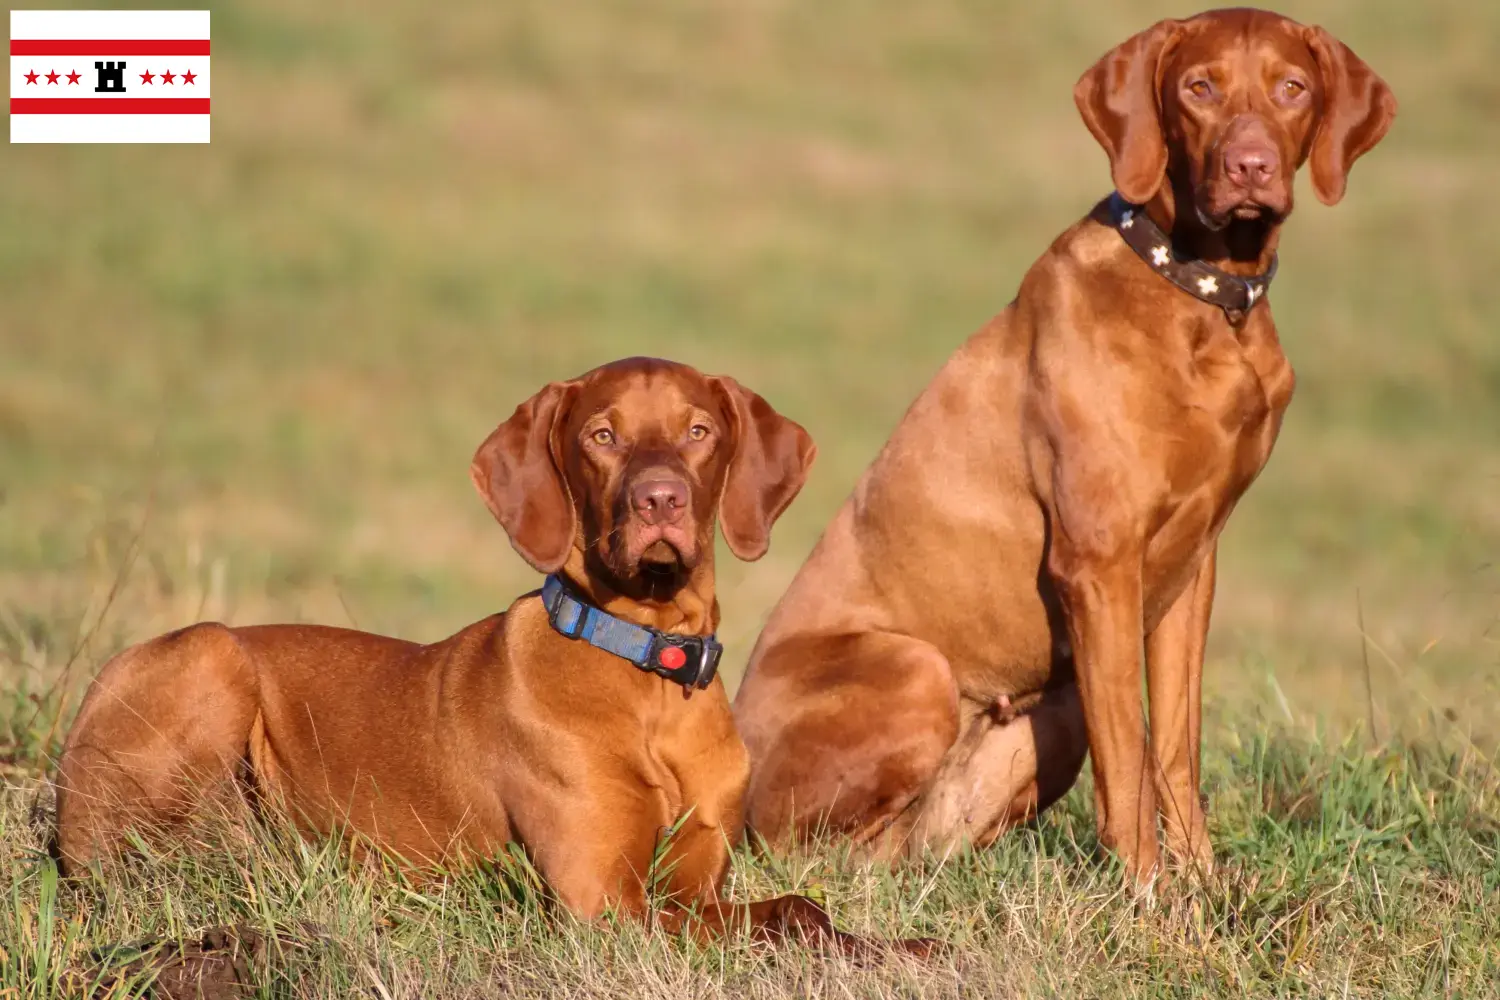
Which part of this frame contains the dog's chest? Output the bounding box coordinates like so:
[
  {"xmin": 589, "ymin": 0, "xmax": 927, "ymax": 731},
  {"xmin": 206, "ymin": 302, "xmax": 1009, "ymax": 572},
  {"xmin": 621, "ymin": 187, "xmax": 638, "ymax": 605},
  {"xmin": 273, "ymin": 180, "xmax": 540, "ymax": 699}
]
[
  {"xmin": 636, "ymin": 683, "xmax": 749, "ymax": 817},
  {"xmin": 1141, "ymin": 312, "xmax": 1292, "ymax": 618}
]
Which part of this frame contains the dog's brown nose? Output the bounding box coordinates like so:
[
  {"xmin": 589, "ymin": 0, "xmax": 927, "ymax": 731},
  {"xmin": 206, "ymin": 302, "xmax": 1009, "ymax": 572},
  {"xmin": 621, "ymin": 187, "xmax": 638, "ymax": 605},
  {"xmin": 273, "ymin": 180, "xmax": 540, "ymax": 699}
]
[
  {"xmin": 631, "ymin": 479, "xmax": 688, "ymax": 525},
  {"xmin": 1224, "ymin": 141, "xmax": 1279, "ymax": 189}
]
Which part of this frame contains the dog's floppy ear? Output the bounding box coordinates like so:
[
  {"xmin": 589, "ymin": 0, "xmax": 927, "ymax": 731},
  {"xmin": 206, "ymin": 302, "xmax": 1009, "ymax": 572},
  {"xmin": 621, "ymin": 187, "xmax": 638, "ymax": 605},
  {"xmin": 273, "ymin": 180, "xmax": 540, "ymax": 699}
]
[
  {"xmin": 1074, "ymin": 18, "xmax": 1184, "ymax": 205},
  {"xmin": 1303, "ymin": 27, "xmax": 1396, "ymax": 207},
  {"xmin": 469, "ymin": 381, "xmax": 579, "ymax": 574},
  {"xmin": 710, "ymin": 376, "xmax": 816, "ymax": 562}
]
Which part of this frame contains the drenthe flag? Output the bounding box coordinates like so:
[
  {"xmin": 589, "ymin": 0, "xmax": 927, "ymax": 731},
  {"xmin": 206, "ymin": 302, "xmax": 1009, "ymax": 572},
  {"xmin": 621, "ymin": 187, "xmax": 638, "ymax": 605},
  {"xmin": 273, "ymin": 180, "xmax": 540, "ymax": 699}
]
[{"xmin": 10, "ymin": 9, "xmax": 210, "ymax": 143}]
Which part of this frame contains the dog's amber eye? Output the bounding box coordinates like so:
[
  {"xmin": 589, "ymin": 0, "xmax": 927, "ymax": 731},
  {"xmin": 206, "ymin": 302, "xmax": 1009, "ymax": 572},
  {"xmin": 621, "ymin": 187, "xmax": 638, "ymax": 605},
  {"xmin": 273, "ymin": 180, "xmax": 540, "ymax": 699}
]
[
  {"xmin": 1281, "ymin": 79, "xmax": 1306, "ymax": 99},
  {"xmin": 1187, "ymin": 79, "xmax": 1213, "ymax": 100},
  {"xmin": 591, "ymin": 428, "xmax": 615, "ymax": 446},
  {"xmin": 688, "ymin": 424, "xmax": 710, "ymax": 442}
]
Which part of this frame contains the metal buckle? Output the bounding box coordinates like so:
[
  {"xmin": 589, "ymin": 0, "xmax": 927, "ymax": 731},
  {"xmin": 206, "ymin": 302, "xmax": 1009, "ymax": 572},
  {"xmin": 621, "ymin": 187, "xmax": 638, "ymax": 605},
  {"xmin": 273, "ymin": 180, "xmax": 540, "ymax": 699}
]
[{"xmin": 695, "ymin": 640, "xmax": 722, "ymax": 689}]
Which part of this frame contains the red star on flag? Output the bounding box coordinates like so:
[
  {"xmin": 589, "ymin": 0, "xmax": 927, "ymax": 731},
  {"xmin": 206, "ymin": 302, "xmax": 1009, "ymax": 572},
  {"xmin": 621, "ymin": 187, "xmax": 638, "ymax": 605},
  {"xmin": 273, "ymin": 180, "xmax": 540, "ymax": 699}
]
[
  {"xmin": 182, "ymin": 69, "xmax": 197, "ymax": 85},
  {"xmin": 45, "ymin": 69, "xmax": 60, "ymax": 84},
  {"xmin": 161, "ymin": 69, "xmax": 176, "ymax": 84},
  {"xmin": 139, "ymin": 69, "xmax": 155, "ymax": 84},
  {"xmin": 24, "ymin": 69, "xmax": 40, "ymax": 84},
  {"xmin": 66, "ymin": 70, "xmax": 81, "ymax": 85}
]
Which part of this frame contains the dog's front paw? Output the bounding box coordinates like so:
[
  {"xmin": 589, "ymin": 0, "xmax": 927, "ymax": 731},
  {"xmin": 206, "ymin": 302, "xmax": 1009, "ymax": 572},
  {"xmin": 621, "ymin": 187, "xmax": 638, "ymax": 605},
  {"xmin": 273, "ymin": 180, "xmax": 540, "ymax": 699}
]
[
  {"xmin": 768, "ymin": 893, "xmax": 837, "ymax": 941},
  {"xmin": 769, "ymin": 895, "xmax": 944, "ymax": 963}
]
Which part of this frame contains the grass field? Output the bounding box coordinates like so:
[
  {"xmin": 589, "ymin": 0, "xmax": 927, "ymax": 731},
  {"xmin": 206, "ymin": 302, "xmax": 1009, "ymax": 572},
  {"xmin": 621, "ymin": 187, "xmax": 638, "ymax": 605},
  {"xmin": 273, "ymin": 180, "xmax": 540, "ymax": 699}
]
[{"xmin": 2, "ymin": 0, "xmax": 1497, "ymax": 995}]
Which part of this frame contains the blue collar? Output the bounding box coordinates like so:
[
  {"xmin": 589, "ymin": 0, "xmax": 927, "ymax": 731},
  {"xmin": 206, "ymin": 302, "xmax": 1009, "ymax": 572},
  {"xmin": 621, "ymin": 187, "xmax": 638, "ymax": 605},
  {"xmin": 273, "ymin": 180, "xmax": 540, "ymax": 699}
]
[{"xmin": 540, "ymin": 574, "xmax": 723, "ymax": 690}]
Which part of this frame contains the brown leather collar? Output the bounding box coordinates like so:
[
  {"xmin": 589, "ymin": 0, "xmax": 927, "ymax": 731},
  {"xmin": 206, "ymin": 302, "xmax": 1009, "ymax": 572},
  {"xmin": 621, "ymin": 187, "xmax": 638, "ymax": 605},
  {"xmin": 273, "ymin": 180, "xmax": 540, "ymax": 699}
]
[{"xmin": 1106, "ymin": 193, "xmax": 1276, "ymax": 325}]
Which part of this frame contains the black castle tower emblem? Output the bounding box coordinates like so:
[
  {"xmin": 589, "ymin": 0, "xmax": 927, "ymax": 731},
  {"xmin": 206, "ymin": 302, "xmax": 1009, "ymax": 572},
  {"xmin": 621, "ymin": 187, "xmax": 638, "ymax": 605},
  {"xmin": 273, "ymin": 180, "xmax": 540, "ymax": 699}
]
[{"xmin": 94, "ymin": 61, "xmax": 127, "ymax": 93}]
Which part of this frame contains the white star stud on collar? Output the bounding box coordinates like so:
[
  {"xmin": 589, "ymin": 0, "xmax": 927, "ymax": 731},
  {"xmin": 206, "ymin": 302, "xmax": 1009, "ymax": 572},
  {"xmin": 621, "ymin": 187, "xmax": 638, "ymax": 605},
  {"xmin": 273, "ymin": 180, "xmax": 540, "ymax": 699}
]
[
  {"xmin": 1120, "ymin": 210, "xmax": 1135, "ymax": 229},
  {"xmin": 1150, "ymin": 245, "xmax": 1170, "ymax": 267},
  {"xmin": 1247, "ymin": 284, "xmax": 1262, "ymax": 302},
  {"xmin": 1196, "ymin": 274, "xmax": 1219, "ymax": 296}
]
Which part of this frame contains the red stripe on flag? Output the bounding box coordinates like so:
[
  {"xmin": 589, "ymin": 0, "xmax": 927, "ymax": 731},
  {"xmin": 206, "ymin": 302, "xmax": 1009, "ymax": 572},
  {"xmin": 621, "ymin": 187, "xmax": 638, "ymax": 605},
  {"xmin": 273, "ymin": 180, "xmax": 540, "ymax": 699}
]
[
  {"xmin": 9, "ymin": 39, "xmax": 210, "ymax": 56},
  {"xmin": 10, "ymin": 98, "xmax": 211, "ymax": 115}
]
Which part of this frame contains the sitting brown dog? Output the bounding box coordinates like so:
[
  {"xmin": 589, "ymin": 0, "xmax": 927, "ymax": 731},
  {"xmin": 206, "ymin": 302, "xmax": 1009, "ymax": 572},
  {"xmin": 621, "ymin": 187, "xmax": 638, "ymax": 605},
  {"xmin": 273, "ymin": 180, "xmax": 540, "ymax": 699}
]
[
  {"xmin": 734, "ymin": 8, "xmax": 1395, "ymax": 882},
  {"xmin": 55, "ymin": 358, "xmax": 919, "ymax": 951}
]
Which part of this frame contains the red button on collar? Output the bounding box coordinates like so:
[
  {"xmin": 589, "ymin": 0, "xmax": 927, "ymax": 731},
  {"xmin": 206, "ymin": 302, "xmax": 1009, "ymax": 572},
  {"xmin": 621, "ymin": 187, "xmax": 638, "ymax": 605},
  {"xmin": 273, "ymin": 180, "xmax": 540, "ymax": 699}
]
[{"xmin": 658, "ymin": 646, "xmax": 687, "ymax": 670}]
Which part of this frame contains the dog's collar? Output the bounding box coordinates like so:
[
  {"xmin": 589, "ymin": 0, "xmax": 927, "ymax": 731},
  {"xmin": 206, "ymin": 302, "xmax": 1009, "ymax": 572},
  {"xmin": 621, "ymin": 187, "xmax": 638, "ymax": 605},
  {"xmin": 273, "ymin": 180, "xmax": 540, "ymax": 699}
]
[
  {"xmin": 1106, "ymin": 192, "xmax": 1276, "ymax": 326},
  {"xmin": 540, "ymin": 574, "xmax": 722, "ymax": 690}
]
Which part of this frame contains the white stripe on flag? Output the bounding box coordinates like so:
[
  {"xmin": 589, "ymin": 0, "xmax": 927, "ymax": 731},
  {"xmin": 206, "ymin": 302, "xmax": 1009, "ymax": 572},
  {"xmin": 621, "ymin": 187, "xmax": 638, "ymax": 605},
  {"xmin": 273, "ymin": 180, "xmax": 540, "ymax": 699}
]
[
  {"xmin": 11, "ymin": 112, "xmax": 208, "ymax": 143},
  {"xmin": 10, "ymin": 10, "xmax": 209, "ymax": 41}
]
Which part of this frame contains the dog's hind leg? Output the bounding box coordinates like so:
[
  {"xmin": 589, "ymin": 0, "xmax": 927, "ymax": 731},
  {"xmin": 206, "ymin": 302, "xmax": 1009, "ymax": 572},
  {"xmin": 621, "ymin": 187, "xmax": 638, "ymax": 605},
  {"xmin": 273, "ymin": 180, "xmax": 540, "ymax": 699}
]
[
  {"xmin": 738, "ymin": 631, "xmax": 961, "ymax": 856},
  {"xmin": 54, "ymin": 622, "xmax": 260, "ymax": 873},
  {"xmin": 903, "ymin": 683, "xmax": 1087, "ymax": 857}
]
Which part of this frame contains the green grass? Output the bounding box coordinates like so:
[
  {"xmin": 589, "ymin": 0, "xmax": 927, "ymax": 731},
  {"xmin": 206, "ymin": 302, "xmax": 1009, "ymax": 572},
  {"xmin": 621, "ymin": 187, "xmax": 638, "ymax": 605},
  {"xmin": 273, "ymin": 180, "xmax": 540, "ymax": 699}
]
[
  {"xmin": 2, "ymin": 719, "xmax": 1497, "ymax": 997},
  {"xmin": 2, "ymin": 0, "xmax": 1498, "ymax": 995}
]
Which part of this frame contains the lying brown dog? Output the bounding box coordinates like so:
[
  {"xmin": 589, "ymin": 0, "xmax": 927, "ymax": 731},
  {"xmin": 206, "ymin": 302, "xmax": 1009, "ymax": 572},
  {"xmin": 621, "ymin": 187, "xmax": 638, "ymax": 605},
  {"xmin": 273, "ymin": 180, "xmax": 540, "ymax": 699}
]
[
  {"xmin": 55, "ymin": 358, "xmax": 921, "ymax": 951},
  {"xmin": 734, "ymin": 8, "xmax": 1395, "ymax": 882}
]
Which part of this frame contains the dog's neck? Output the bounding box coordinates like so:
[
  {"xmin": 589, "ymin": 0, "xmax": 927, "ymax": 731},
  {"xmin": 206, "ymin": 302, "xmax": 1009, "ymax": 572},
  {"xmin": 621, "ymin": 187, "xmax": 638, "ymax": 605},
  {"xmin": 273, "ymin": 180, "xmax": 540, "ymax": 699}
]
[
  {"xmin": 1144, "ymin": 180, "xmax": 1283, "ymax": 279},
  {"xmin": 558, "ymin": 548, "xmax": 720, "ymax": 637}
]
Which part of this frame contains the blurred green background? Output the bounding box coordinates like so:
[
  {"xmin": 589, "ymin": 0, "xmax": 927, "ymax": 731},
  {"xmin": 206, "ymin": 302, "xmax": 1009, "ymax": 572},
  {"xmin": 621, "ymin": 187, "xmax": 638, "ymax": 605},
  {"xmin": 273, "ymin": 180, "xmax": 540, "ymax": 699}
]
[{"xmin": 2, "ymin": 0, "xmax": 1496, "ymax": 743}]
